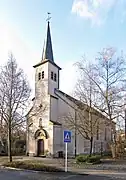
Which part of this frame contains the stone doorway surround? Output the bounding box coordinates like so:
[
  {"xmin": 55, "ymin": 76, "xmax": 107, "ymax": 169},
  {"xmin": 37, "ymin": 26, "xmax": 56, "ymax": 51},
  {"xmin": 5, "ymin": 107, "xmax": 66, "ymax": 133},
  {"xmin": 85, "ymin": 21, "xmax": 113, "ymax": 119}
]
[{"xmin": 34, "ymin": 128, "xmax": 49, "ymax": 156}]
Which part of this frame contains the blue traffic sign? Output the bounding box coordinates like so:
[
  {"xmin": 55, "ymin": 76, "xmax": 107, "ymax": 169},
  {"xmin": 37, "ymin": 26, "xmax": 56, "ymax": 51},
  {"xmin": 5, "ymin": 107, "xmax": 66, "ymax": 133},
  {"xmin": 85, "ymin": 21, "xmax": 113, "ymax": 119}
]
[{"xmin": 64, "ymin": 130, "xmax": 71, "ymax": 143}]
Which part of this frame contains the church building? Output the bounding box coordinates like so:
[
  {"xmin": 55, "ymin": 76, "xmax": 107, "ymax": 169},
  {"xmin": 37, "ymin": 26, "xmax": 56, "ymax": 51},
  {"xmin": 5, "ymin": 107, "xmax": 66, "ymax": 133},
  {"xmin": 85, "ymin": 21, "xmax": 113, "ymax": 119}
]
[{"xmin": 26, "ymin": 20, "xmax": 114, "ymax": 157}]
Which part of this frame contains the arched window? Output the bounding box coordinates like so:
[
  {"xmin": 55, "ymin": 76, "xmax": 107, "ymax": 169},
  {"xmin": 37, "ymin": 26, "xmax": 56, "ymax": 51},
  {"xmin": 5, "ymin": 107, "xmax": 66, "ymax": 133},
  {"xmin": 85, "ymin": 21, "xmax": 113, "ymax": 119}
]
[
  {"xmin": 51, "ymin": 71, "xmax": 53, "ymax": 80},
  {"xmin": 38, "ymin": 72, "xmax": 41, "ymax": 80},
  {"xmin": 39, "ymin": 118, "xmax": 42, "ymax": 127},
  {"xmin": 105, "ymin": 128, "xmax": 107, "ymax": 141},
  {"xmin": 42, "ymin": 71, "xmax": 44, "ymax": 79},
  {"xmin": 96, "ymin": 123, "xmax": 99, "ymax": 140},
  {"xmin": 54, "ymin": 73, "xmax": 57, "ymax": 81}
]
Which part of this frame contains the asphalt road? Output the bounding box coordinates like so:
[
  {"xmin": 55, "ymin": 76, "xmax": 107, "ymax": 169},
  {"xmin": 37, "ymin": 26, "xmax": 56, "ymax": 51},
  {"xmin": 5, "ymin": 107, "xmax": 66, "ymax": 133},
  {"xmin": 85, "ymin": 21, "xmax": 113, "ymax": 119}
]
[{"xmin": 0, "ymin": 168, "xmax": 124, "ymax": 180}]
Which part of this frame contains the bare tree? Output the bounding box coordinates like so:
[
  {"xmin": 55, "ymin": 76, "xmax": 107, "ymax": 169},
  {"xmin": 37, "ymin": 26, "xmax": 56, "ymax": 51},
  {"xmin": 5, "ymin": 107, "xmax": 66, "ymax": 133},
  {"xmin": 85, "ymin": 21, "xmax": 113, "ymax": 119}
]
[
  {"xmin": 0, "ymin": 118, "xmax": 7, "ymax": 151},
  {"xmin": 61, "ymin": 63, "xmax": 105, "ymax": 156},
  {"xmin": 76, "ymin": 62, "xmax": 102, "ymax": 156},
  {"xmin": 76, "ymin": 47, "xmax": 126, "ymax": 145},
  {"xmin": 0, "ymin": 53, "xmax": 31, "ymax": 162},
  {"xmin": 64, "ymin": 106, "xmax": 104, "ymax": 156}
]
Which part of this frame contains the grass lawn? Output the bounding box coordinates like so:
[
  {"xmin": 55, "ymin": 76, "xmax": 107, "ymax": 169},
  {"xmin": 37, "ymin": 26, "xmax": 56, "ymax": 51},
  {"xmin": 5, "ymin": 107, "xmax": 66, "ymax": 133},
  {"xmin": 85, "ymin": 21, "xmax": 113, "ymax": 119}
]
[
  {"xmin": 3, "ymin": 160, "xmax": 64, "ymax": 172},
  {"xmin": 0, "ymin": 156, "xmax": 24, "ymax": 165},
  {"xmin": 0, "ymin": 156, "xmax": 8, "ymax": 165}
]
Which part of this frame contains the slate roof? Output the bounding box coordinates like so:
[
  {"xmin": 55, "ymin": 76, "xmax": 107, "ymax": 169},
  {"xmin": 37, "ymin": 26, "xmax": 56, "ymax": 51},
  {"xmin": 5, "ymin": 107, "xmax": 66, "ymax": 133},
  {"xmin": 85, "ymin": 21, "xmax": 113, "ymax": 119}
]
[
  {"xmin": 55, "ymin": 89, "xmax": 85, "ymax": 108},
  {"xmin": 55, "ymin": 89, "xmax": 113, "ymax": 122},
  {"xmin": 42, "ymin": 21, "xmax": 54, "ymax": 62},
  {"xmin": 33, "ymin": 21, "xmax": 61, "ymax": 70},
  {"xmin": 50, "ymin": 120, "xmax": 62, "ymax": 126}
]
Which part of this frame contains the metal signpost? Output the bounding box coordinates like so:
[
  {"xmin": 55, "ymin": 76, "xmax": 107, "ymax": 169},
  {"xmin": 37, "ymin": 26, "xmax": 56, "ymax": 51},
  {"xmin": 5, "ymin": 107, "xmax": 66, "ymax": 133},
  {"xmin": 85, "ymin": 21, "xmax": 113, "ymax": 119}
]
[{"xmin": 64, "ymin": 130, "xmax": 71, "ymax": 172}]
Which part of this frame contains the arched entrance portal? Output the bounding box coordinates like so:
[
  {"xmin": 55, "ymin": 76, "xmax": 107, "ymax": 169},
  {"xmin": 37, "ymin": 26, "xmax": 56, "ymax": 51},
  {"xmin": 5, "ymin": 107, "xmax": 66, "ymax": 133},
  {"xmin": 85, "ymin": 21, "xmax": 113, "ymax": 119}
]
[
  {"xmin": 37, "ymin": 139, "xmax": 44, "ymax": 156},
  {"xmin": 35, "ymin": 128, "xmax": 49, "ymax": 156}
]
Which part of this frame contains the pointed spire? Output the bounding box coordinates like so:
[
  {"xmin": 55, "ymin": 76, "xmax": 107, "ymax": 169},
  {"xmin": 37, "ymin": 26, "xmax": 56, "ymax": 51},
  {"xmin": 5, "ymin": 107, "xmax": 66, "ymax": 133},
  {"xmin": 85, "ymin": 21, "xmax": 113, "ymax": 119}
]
[{"xmin": 42, "ymin": 20, "xmax": 54, "ymax": 62}]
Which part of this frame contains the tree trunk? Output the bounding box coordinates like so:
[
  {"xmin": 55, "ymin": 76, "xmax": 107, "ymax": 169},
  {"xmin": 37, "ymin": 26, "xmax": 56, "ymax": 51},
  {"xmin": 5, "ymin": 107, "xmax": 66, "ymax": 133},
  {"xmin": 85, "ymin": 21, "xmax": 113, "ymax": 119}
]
[
  {"xmin": 89, "ymin": 137, "xmax": 93, "ymax": 156},
  {"xmin": 114, "ymin": 134, "xmax": 117, "ymax": 159},
  {"xmin": 74, "ymin": 111, "xmax": 77, "ymax": 157},
  {"xmin": 8, "ymin": 118, "xmax": 12, "ymax": 162}
]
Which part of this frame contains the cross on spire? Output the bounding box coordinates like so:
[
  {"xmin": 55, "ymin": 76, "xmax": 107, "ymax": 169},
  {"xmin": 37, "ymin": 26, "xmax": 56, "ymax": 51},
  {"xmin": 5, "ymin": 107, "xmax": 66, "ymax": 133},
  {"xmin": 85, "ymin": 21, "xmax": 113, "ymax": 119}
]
[
  {"xmin": 46, "ymin": 12, "xmax": 51, "ymax": 22},
  {"xmin": 42, "ymin": 12, "xmax": 54, "ymax": 62}
]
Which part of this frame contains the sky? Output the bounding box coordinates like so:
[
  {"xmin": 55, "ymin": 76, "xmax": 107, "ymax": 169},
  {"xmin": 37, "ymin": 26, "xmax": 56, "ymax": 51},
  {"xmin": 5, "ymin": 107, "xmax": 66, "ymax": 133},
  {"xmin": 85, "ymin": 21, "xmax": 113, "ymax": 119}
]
[{"xmin": 0, "ymin": 0, "xmax": 126, "ymax": 98}]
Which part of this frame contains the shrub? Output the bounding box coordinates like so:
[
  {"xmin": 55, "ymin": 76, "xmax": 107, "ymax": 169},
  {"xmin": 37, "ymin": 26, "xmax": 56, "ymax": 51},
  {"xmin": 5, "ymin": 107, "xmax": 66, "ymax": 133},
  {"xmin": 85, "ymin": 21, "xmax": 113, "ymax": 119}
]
[
  {"xmin": 76, "ymin": 155, "xmax": 88, "ymax": 163},
  {"xmin": 14, "ymin": 140, "xmax": 26, "ymax": 149},
  {"xmin": 76, "ymin": 154, "xmax": 101, "ymax": 164},
  {"xmin": 3, "ymin": 161, "xmax": 63, "ymax": 172},
  {"xmin": 103, "ymin": 151, "xmax": 112, "ymax": 157},
  {"xmin": 12, "ymin": 148, "xmax": 25, "ymax": 156},
  {"xmin": 86, "ymin": 155, "xmax": 101, "ymax": 164}
]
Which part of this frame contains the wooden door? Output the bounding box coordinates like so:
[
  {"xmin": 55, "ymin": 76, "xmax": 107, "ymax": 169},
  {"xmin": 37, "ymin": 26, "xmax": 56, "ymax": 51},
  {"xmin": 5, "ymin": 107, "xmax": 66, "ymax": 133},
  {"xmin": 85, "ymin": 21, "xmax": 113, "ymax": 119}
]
[{"xmin": 37, "ymin": 139, "xmax": 44, "ymax": 156}]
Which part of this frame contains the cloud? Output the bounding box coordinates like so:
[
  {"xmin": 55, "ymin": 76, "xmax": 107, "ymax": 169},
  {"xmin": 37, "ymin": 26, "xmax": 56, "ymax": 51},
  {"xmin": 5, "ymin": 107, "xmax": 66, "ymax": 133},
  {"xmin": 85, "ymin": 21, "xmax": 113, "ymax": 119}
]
[
  {"xmin": 60, "ymin": 61, "xmax": 77, "ymax": 94},
  {"xmin": 71, "ymin": 0, "xmax": 126, "ymax": 26}
]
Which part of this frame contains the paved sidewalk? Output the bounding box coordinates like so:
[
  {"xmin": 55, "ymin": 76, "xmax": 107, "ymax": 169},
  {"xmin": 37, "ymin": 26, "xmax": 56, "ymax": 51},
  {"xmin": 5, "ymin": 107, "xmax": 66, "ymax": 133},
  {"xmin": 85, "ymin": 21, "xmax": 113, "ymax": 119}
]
[
  {"xmin": 68, "ymin": 167, "xmax": 126, "ymax": 179},
  {"xmin": 73, "ymin": 162, "xmax": 126, "ymax": 172}
]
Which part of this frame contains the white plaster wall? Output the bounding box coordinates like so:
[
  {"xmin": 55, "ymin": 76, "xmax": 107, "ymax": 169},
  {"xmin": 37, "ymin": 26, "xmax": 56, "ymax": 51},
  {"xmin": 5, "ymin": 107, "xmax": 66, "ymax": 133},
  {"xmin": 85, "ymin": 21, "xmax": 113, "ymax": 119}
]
[
  {"xmin": 53, "ymin": 125, "xmax": 63, "ymax": 154},
  {"xmin": 48, "ymin": 62, "xmax": 59, "ymax": 96},
  {"xmin": 35, "ymin": 62, "xmax": 60, "ymax": 98},
  {"xmin": 27, "ymin": 60, "xmax": 114, "ymax": 156},
  {"xmin": 48, "ymin": 124, "xmax": 54, "ymax": 155},
  {"xmin": 27, "ymin": 62, "xmax": 54, "ymax": 155},
  {"xmin": 35, "ymin": 63, "xmax": 48, "ymax": 101},
  {"xmin": 27, "ymin": 120, "xmax": 54, "ymax": 155},
  {"xmin": 27, "ymin": 98, "xmax": 51, "ymax": 156},
  {"xmin": 57, "ymin": 94, "xmax": 88, "ymax": 155},
  {"xmin": 34, "ymin": 62, "xmax": 51, "ymax": 127},
  {"xmin": 31, "ymin": 96, "xmax": 50, "ymax": 128},
  {"xmin": 56, "ymin": 94, "xmax": 77, "ymax": 155},
  {"xmin": 28, "ymin": 130, "xmax": 36, "ymax": 155},
  {"xmin": 106, "ymin": 126, "xmax": 112, "ymax": 141},
  {"xmin": 76, "ymin": 133, "xmax": 85, "ymax": 154},
  {"xmin": 50, "ymin": 96, "xmax": 58, "ymax": 121},
  {"xmin": 55, "ymin": 90, "xmax": 114, "ymax": 155},
  {"xmin": 57, "ymin": 95, "xmax": 74, "ymax": 122},
  {"xmin": 83, "ymin": 140, "xmax": 90, "ymax": 154},
  {"xmin": 27, "ymin": 119, "xmax": 36, "ymax": 155},
  {"xmin": 26, "ymin": 124, "xmax": 29, "ymax": 154}
]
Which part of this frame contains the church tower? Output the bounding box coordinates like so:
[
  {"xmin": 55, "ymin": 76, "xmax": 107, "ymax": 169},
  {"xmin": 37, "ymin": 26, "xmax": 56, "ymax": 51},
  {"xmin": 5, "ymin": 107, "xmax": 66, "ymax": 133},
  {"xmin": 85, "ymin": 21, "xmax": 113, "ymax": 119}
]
[
  {"xmin": 26, "ymin": 19, "xmax": 62, "ymax": 157},
  {"xmin": 33, "ymin": 20, "xmax": 61, "ymax": 102}
]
